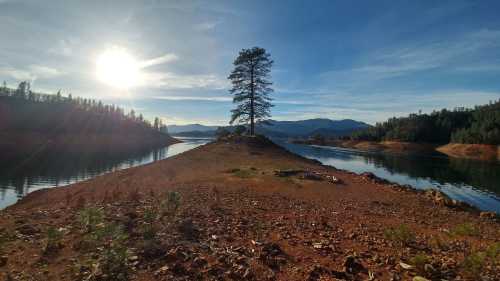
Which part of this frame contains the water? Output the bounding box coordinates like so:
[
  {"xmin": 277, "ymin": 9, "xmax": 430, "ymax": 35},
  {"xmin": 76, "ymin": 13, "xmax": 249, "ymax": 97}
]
[
  {"xmin": 0, "ymin": 138, "xmax": 211, "ymax": 209},
  {"xmin": 277, "ymin": 141, "xmax": 500, "ymax": 213},
  {"xmin": 1, "ymin": 137, "xmax": 499, "ymax": 213}
]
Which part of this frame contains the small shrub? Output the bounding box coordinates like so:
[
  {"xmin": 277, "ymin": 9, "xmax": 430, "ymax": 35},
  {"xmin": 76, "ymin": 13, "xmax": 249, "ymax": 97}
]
[
  {"xmin": 462, "ymin": 251, "xmax": 486, "ymax": 279},
  {"xmin": 451, "ymin": 223, "xmax": 479, "ymax": 237},
  {"xmin": 410, "ymin": 254, "xmax": 430, "ymax": 275},
  {"xmin": 142, "ymin": 208, "xmax": 158, "ymax": 241},
  {"xmin": 384, "ymin": 224, "xmax": 415, "ymax": 246},
  {"xmin": 44, "ymin": 227, "xmax": 63, "ymax": 254},
  {"xmin": 160, "ymin": 191, "xmax": 181, "ymax": 218},
  {"xmin": 485, "ymin": 242, "xmax": 500, "ymax": 261},
  {"xmin": 77, "ymin": 207, "xmax": 104, "ymax": 233},
  {"xmin": 100, "ymin": 247, "xmax": 130, "ymax": 281},
  {"xmin": 429, "ymin": 235, "xmax": 449, "ymax": 251},
  {"xmin": 99, "ymin": 225, "xmax": 131, "ymax": 281}
]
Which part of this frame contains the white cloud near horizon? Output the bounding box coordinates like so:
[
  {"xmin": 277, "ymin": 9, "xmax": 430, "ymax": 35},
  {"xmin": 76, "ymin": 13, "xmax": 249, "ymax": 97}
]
[{"xmin": 0, "ymin": 65, "xmax": 63, "ymax": 82}]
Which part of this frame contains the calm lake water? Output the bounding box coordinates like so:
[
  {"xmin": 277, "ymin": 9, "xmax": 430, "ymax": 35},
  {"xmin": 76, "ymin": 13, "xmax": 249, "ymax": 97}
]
[
  {"xmin": 1, "ymin": 138, "xmax": 499, "ymax": 213},
  {"xmin": 0, "ymin": 138, "xmax": 210, "ymax": 209},
  {"xmin": 278, "ymin": 141, "xmax": 500, "ymax": 213}
]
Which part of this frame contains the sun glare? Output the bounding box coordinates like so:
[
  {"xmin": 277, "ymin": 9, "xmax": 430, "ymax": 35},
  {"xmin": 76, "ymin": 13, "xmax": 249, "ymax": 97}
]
[{"xmin": 96, "ymin": 47, "xmax": 141, "ymax": 89}]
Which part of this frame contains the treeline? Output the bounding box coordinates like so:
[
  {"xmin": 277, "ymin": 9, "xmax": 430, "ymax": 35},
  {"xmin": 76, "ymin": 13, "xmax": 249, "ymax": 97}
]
[
  {"xmin": 349, "ymin": 99, "xmax": 500, "ymax": 145},
  {"xmin": 0, "ymin": 81, "xmax": 168, "ymax": 135}
]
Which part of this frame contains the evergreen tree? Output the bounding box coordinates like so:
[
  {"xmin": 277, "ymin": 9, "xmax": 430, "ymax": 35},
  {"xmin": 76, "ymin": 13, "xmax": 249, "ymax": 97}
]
[{"xmin": 228, "ymin": 47, "xmax": 274, "ymax": 135}]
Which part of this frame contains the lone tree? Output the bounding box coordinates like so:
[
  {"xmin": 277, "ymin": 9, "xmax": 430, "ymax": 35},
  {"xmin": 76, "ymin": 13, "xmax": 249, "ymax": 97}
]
[{"xmin": 228, "ymin": 47, "xmax": 274, "ymax": 135}]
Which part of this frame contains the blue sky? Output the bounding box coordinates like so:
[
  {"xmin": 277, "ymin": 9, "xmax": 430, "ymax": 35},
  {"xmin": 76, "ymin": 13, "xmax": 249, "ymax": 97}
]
[{"xmin": 1, "ymin": 0, "xmax": 500, "ymax": 125}]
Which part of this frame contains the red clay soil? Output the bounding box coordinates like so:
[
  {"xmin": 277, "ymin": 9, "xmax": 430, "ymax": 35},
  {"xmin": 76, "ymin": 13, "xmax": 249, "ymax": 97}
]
[
  {"xmin": 437, "ymin": 143, "xmax": 500, "ymax": 161},
  {"xmin": 0, "ymin": 136, "xmax": 498, "ymax": 281},
  {"xmin": 294, "ymin": 140, "xmax": 437, "ymax": 155}
]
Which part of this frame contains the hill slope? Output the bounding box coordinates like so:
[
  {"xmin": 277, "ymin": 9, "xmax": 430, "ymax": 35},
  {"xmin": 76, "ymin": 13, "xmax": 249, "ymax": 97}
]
[{"xmin": 0, "ymin": 92, "xmax": 178, "ymax": 161}]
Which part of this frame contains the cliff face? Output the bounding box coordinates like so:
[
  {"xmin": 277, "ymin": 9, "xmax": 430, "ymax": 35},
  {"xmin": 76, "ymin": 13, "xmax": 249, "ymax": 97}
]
[{"xmin": 1, "ymin": 136, "xmax": 498, "ymax": 281}]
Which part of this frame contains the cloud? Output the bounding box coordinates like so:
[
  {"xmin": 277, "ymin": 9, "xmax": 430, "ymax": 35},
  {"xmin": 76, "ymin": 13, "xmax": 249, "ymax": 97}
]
[
  {"xmin": 152, "ymin": 95, "xmax": 231, "ymax": 102},
  {"xmin": 0, "ymin": 65, "xmax": 63, "ymax": 81},
  {"xmin": 193, "ymin": 21, "xmax": 219, "ymax": 31},
  {"xmin": 323, "ymin": 29, "xmax": 500, "ymax": 83},
  {"xmin": 141, "ymin": 71, "xmax": 227, "ymax": 90},
  {"xmin": 48, "ymin": 39, "xmax": 73, "ymax": 57},
  {"xmin": 139, "ymin": 53, "xmax": 178, "ymax": 68}
]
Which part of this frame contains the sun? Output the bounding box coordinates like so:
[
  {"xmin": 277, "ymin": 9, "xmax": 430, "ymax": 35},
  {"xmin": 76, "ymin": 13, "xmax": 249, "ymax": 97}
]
[{"xmin": 96, "ymin": 47, "xmax": 141, "ymax": 89}]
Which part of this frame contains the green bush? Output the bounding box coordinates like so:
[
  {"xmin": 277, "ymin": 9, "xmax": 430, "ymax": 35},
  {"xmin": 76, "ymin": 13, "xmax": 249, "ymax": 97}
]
[
  {"xmin": 160, "ymin": 191, "xmax": 181, "ymax": 218},
  {"xmin": 485, "ymin": 242, "xmax": 500, "ymax": 262},
  {"xmin": 77, "ymin": 207, "xmax": 104, "ymax": 233},
  {"xmin": 44, "ymin": 227, "xmax": 63, "ymax": 254},
  {"xmin": 451, "ymin": 223, "xmax": 479, "ymax": 237},
  {"xmin": 142, "ymin": 208, "xmax": 158, "ymax": 241},
  {"xmin": 384, "ymin": 224, "xmax": 415, "ymax": 246},
  {"xmin": 410, "ymin": 254, "xmax": 430, "ymax": 275},
  {"xmin": 462, "ymin": 251, "xmax": 486, "ymax": 279}
]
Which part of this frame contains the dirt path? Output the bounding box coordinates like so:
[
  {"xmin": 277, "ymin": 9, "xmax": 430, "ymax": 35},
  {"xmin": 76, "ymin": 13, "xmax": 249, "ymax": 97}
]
[{"xmin": 0, "ymin": 136, "xmax": 498, "ymax": 281}]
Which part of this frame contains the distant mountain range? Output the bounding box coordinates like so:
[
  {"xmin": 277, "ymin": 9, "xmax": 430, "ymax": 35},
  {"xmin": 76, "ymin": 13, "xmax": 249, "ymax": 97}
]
[
  {"xmin": 168, "ymin": 124, "xmax": 219, "ymax": 134},
  {"xmin": 169, "ymin": 118, "xmax": 370, "ymax": 138}
]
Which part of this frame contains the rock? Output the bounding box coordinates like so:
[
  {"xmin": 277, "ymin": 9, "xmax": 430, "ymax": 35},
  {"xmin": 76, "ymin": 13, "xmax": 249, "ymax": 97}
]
[
  {"xmin": 0, "ymin": 255, "xmax": 7, "ymax": 267},
  {"xmin": 260, "ymin": 242, "xmax": 287, "ymax": 270},
  {"xmin": 344, "ymin": 255, "xmax": 366, "ymax": 274},
  {"xmin": 164, "ymin": 246, "xmax": 188, "ymax": 263},
  {"xmin": 399, "ymin": 262, "xmax": 414, "ymax": 270},
  {"xmin": 480, "ymin": 211, "xmax": 497, "ymax": 220},
  {"xmin": 192, "ymin": 257, "xmax": 207, "ymax": 268},
  {"xmin": 300, "ymin": 172, "xmax": 323, "ymax": 181},
  {"xmin": 154, "ymin": 265, "xmax": 169, "ymax": 276},
  {"xmin": 16, "ymin": 224, "xmax": 40, "ymax": 236},
  {"xmin": 274, "ymin": 169, "xmax": 303, "ymax": 177},
  {"xmin": 413, "ymin": 276, "xmax": 430, "ymax": 281},
  {"xmin": 177, "ymin": 219, "xmax": 200, "ymax": 241},
  {"xmin": 424, "ymin": 190, "xmax": 454, "ymax": 206},
  {"xmin": 360, "ymin": 172, "xmax": 388, "ymax": 184}
]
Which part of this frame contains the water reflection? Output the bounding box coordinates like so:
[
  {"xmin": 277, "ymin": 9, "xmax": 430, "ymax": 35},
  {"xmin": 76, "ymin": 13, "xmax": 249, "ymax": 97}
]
[
  {"xmin": 278, "ymin": 141, "xmax": 500, "ymax": 213},
  {"xmin": 0, "ymin": 138, "xmax": 211, "ymax": 209}
]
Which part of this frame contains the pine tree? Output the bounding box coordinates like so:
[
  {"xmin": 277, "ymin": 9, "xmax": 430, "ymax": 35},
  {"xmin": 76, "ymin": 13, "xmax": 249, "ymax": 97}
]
[{"xmin": 228, "ymin": 47, "xmax": 274, "ymax": 135}]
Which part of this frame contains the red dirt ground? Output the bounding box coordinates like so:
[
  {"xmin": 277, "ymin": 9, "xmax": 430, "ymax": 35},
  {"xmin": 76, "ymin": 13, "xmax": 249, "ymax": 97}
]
[{"xmin": 0, "ymin": 136, "xmax": 498, "ymax": 281}]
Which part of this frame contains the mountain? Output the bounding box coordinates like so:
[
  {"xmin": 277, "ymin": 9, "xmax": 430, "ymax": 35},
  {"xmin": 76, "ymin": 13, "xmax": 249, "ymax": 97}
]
[
  {"xmin": 168, "ymin": 124, "xmax": 218, "ymax": 134},
  {"xmin": 257, "ymin": 119, "xmax": 370, "ymax": 137},
  {"xmin": 170, "ymin": 119, "xmax": 370, "ymax": 138},
  {"xmin": 174, "ymin": 130, "xmax": 216, "ymax": 137}
]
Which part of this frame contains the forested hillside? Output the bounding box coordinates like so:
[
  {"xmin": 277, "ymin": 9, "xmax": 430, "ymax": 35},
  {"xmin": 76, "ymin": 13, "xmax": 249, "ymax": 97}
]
[
  {"xmin": 349, "ymin": 100, "xmax": 500, "ymax": 145},
  {"xmin": 0, "ymin": 81, "xmax": 177, "ymax": 159}
]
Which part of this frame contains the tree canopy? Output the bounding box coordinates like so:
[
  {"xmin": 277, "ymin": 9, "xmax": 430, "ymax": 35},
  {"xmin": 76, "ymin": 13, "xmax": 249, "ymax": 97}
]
[
  {"xmin": 348, "ymin": 100, "xmax": 500, "ymax": 145},
  {"xmin": 228, "ymin": 47, "xmax": 274, "ymax": 135}
]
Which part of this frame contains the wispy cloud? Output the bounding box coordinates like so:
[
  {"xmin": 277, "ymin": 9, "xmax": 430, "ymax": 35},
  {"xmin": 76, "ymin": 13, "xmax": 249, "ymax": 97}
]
[
  {"xmin": 141, "ymin": 72, "xmax": 227, "ymax": 90},
  {"xmin": 0, "ymin": 65, "xmax": 63, "ymax": 81},
  {"xmin": 139, "ymin": 53, "xmax": 178, "ymax": 68},
  {"xmin": 152, "ymin": 95, "xmax": 231, "ymax": 102},
  {"xmin": 193, "ymin": 21, "xmax": 219, "ymax": 31},
  {"xmin": 321, "ymin": 29, "xmax": 500, "ymax": 85},
  {"xmin": 48, "ymin": 39, "xmax": 73, "ymax": 57}
]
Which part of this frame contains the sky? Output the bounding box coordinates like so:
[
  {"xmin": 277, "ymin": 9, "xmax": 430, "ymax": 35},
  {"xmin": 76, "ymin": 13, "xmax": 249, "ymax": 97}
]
[{"xmin": 1, "ymin": 0, "xmax": 500, "ymax": 125}]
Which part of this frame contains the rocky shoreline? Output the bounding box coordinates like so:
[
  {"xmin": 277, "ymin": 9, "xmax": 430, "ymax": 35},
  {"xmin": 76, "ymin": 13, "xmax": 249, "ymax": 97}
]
[
  {"xmin": 0, "ymin": 136, "xmax": 498, "ymax": 281},
  {"xmin": 293, "ymin": 139, "xmax": 500, "ymax": 161}
]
